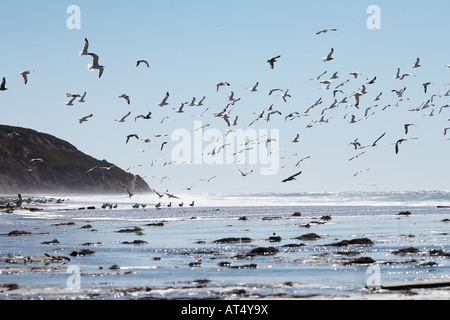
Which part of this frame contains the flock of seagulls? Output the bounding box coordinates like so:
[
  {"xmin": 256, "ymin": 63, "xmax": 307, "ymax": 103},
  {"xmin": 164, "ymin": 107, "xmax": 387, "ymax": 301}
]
[{"xmin": 1, "ymin": 26, "xmax": 449, "ymax": 200}]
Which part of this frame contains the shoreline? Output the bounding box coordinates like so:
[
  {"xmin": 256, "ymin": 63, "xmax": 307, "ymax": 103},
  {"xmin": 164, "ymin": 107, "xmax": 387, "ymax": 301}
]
[{"xmin": 0, "ymin": 194, "xmax": 449, "ymax": 300}]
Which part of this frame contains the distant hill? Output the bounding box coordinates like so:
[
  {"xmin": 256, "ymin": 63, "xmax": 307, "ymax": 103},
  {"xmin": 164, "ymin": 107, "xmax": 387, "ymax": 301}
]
[{"xmin": 0, "ymin": 124, "xmax": 151, "ymax": 195}]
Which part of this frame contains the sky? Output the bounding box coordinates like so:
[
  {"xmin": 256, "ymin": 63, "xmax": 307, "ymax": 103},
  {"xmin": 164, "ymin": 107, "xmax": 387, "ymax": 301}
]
[{"xmin": 0, "ymin": 0, "xmax": 449, "ymax": 195}]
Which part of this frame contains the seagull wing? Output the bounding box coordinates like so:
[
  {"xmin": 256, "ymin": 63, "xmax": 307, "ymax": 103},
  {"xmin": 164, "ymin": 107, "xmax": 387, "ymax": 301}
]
[
  {"xmin": 0, "ymin": 77, "xmax": 6, "ymax": 90},
  {"xmin": 88, "ymin": 53, "xmax": 100, "ymax": 67},
  {"xmin": 327, "ymin": 48, "xmax": 334, "ymax": 60}
]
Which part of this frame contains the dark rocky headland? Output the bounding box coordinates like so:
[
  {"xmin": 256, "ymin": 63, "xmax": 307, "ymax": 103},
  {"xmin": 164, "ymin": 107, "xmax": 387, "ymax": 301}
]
[{"xmin": 0, "ymin": 124, "xmax": 150, "ymax": 195}]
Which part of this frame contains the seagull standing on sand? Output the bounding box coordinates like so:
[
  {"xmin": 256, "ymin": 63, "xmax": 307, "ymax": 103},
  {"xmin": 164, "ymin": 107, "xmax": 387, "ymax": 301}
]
[
  {"xmin": 87, "ymin": 53, "xmax": 104, "ymax": 78},
  {"xmin": 19, "ymin": 70, "xmax": 34, "ymax": 84}
]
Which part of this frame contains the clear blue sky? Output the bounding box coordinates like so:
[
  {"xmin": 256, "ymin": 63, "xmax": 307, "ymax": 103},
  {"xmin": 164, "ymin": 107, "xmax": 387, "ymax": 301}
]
[{"xmin": 0, "ymin": 1, "xmax": 449, "ymax": 194}]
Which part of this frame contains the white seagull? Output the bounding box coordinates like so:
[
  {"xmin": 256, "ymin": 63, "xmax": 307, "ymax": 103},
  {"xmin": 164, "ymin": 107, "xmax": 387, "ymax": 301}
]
[
  {"xmin": 158, "ymin": 92, "xmax": 170, "ymax": 107},
  {"xmin": 412, "ymin": 58, "xmax": 421, "ymax": 68},
  {"xmin": 118, "ymin": 94, "xmax": 131, "ymax": 105},
  {"xmin": 19, "ymin": 70, "xmax": 34, "ymax": 85},
  {"xmin": 115, "ymin": 111, "xmax": 131, "ymax": 122},
  {"xmin": 79, "ymin": 38, "xmax": 89, "ymax": 56},
  {"xmin": 174, "ymin": 103, "xmax": 185, "ymax": 113},
  {"xmin": 247, "ymin": 82, "xmax": 259, "ymax": 92},
  {"xmin": 65, "ymin": 94, "xmax": 80, "ymax": 106},
  {"xmin": 78, "ymin": 114, "xmax": 93, "ymax": 124},
  {"xmin": 87, "ymin": 53, "xmax": 105, "ymax": 78},
  {"xmin": 281, "ymin": 89, "xmax": 291, "ymax": 102},
  {"xmin": 322, "ymin": 48, "xmax": 334, "ymax": 62},
  {"xmin": 78, "ymin": 92, "xmax": 87, "ymax": 102},
  {"xmin": 216, "ymin": 81, "xmax": 230, "ymax": 92}
]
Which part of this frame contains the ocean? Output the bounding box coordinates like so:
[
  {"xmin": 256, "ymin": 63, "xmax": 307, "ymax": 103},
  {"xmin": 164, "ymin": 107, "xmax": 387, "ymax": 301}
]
[{"xmin": 0, "ymin": 191, "xmax": 449, "ymax": 300}]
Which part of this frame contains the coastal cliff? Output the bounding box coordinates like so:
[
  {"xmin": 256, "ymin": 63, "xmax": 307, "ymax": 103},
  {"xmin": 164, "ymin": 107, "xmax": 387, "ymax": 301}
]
[{"xmin": 0, "ymin": 124, "xmax": 150, "ymax": 195}]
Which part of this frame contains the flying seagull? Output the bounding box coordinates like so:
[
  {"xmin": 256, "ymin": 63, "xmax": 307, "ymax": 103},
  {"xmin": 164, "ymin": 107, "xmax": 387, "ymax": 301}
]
[
  {"xmin": 349, "ymin": 138, "xmax": 361, "ymax": 150},
  {"xmin": 395, "ymin": 137, "xmax": 418, "ymax": 154},
  {"xmin": 404, "ymin": 123, "xmax": 417, "ymax": 134},
  {"xmin": 322, "ymin": 48, "xmax": 334, "ymax": 62},
  {"xmin": 0, "ymin": 77, "xmax": 7, "ymax": 91},
  {"xmin": 158, "ymin": 92, "xmax": 170, "ymax": 107},
  {"xmin": 136, "ymin": 59, "xmax": 150, "ymax": 68},
  {"xmin": 65, "ymin": 94, "xmax": 80, "ymax": 106},
  {"xmin": 135, "ymin": 111, "xmax": 152, "ymax": 121},
  {"xmin": 123, "ymin": 185, "xmax": 133, "ymax": 198},
  {"xmin": 174, "ymin": 103, "xmax": 185, "ymax": 113},
  {"xmin": 126, "ymin": 134, "xmax": 139, "ymax": 144},
  {"xmin": 371, "ymin": 132, "xmax": 386, "ymax": 147},
  {"xmin": 79, "ymin": 38, "xmax": 89, "ymax": 56},
  {"xmin": 267, "ymin": 55, "xmax": 281, "ymax": 69},
  {"xmin": 87, "ymin": 53, "xmax": 104, "ymax": 78},
  {"xmin": 412, "ymin": 58, "xmax": 421, "ymax": 68},
  {"xmin": 247, "ymin": 82, "xmax": 259, "ymax": 92},
  {"xmin": 316, "ymin": 28, "xmax": 337, "ymax": 35},
  {"xmin": 118, "ymin": 94, "xmax": 131, "ymax": 104},
  {"xmin": 423, "ymin": 82, "xmax": 433, "ymax": 94},
  {"xmin": 78, "ymin": 114, "xmax": 93, "ymax": 124},
  {"xmin": 19, "ymin": 70, "xmax": 34, "ymax": 85},
  {"xmin": 115, "ymin": 111, "xmax": 131, "ymax": 122},
  {"xmin": 282, "ymin": 171, "xmax": 302, "ymax": 183},
  {"xmin": 216, "ymin": 81, "xmax": 230, "ymax": 92},
  {"xmin": 196, "ymin": 96, "xmax": 206, "ymax": 106},
  {"xmin": 444, "ymin": 127, "xmax": 450, "ymax": 136},
  {"xmin": 282, "ymin": 89, "xmax": 291, "ymax": 102},
  {"xmin": 399, "ymin": 73, "xmax": 415, "ymax": 80},
  {"xmin": 78, "ymin": 92, "xmax": 87, "ymax": 102}
]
